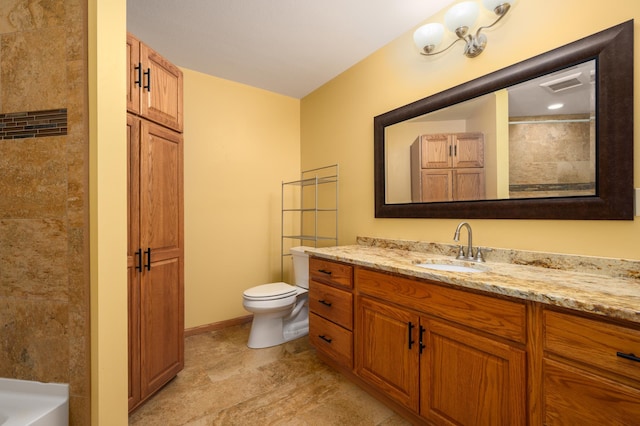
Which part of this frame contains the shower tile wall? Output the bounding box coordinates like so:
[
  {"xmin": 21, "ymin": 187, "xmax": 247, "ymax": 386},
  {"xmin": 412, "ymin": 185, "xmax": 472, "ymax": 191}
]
[
  {"xmin": 509, "ymin": 114, "xmax": 595, "ymax": 197},
  {"xmin": 0, "ymin": 0, "xmax": 89, "ymax": 424}
]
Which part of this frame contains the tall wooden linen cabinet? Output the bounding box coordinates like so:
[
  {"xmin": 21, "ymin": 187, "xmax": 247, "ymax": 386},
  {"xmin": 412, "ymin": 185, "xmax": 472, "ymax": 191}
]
[{"xmin": 126, "ymin": 33, "xmax": 184, "ymax": 412}]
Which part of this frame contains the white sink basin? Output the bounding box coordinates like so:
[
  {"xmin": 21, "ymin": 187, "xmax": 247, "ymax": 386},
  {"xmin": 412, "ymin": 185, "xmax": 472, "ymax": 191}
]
[{"xmin": 414, "ymin": 262, "xmax": 485, "ymax": 273}]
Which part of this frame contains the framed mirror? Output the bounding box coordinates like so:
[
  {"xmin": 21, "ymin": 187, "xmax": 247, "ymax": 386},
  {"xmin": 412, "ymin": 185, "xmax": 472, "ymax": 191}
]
[{"xmin": 374, "ymin": 20, "xmax": 633, "ymax": 219}]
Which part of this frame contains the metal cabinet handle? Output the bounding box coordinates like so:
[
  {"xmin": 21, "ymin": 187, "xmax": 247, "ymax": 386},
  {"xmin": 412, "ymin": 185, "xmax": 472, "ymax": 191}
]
[
  {"xmin": 143, "ymin": 247, "xmax": 151, "ymax": 271},
  {"xmin": 419, "ymin": 326, "xmax": 426, "ymax": 354},
  {"xmin": 408, "ymin": 322, "xmax": 415, "ymax": 349},
  {"xmin": 319, "ymin": 335, "xmax": 332, "ymax": 343},
  {"xmin": 617, "ymin": 352, "xmax": 640, "ymax": 363},
  {"xmin": 134, "ymin": 63, "xmax": 142, "ymax": 88},
  {"xmin": 318, "ymin": 269, "xmax": 332, "ymax": 275},
  {"xmin": 143, "ymin": 68, "xmax": 151, "ymax": 91},
  {"xmin": 135, "ymin": 248, "xmax": 142, "ymax": 272},
  {"xmin": 318, "ymin": 299, "xmax": 332, "ymax": 307}
]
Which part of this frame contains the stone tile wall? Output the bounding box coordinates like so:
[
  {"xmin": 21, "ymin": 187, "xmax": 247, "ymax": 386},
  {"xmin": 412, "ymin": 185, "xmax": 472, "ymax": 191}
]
[
  {"xmin": 509, "ymin": 114, "xmax": 596, "ymax": 198},
  {"xmin": 0, "ymin": 0, "xmax": 90, "ymax": 424}
]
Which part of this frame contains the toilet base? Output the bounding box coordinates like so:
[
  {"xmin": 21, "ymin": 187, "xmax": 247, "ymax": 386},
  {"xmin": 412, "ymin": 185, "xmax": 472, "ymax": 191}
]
[{"xmin": 247, "ymin": 314, "xmax": 309, "ymax": 349}]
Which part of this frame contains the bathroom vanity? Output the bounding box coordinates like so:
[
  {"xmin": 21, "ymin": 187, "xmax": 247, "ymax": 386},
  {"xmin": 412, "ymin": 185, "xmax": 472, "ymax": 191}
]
[{"xmin": 306, "ymin": 238, "xmax": 640, "ymax": 425}]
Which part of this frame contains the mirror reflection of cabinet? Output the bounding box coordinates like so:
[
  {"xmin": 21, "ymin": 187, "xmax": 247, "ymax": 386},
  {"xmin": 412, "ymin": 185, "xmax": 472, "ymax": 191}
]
[{"xmin": 410, "ymin": 133, "xmax": 485, "ymax": 202}]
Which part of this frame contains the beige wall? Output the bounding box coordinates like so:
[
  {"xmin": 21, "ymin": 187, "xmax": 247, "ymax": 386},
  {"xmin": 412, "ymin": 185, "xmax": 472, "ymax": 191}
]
[
  {"xmin": 182, "ymin": 68, "xmax": 300, "ymax": 329},
  {"xmin": 89, "ymin": 0, "xmax": 128, "ymax": 423},
  {"xmin": 301, "ymin": 0, "xmax": 640, "ymax": 259}
]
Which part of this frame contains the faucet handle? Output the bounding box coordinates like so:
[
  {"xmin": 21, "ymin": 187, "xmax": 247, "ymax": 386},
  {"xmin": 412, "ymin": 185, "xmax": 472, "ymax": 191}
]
[
  {"xmin": 475, "ymin": 247, "xmax": 491, "ymax": 262},
  {"xmin": 456, "ymin": 245, "xmax": 466, "ymax": 260}
]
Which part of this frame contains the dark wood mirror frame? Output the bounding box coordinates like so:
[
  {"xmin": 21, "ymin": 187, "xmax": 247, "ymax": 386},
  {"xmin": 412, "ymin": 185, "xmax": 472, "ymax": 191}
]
[{"xmin": 374, "ymin": 20, "xmax": 633, "ymax": 220}]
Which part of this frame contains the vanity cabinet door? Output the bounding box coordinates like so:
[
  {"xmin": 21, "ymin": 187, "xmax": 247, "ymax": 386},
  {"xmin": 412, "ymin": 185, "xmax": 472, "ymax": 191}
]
[
  {"xmin": 420, "ymin": 319, "xmax": 527, "ymax": 426},
  {"xmin": 356, "ymin": 295, "xmax": 420, "ymax": 412}
]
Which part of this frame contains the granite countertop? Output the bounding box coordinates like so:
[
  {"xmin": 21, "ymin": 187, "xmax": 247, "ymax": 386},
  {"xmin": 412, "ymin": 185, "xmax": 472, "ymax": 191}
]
[{"xmin": 304, "ymin": 237, "xmax": 640, "ymax": 325}]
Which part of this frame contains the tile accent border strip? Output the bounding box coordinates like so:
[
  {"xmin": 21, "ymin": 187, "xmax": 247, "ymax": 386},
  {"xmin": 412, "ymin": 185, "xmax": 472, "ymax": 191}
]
[{"xmin": 0, "ymin": 109, "xmax": 68, "ymax": 140}]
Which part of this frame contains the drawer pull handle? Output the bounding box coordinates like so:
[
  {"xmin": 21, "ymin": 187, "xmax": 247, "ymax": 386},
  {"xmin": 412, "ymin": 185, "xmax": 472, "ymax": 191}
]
[
  {"xmin": 318, "ymin": 269, "xmax": 333, "ymax": 275},
  {"xmin": 617, "ymin": 352, "xmax": 640, "ymax": 363},
  {"xmin": 408, "ymin": 322, "xmax": 415, "ymax": 350},
  {"xmin": 318, "ymin": 299, "xmax": 332, "ymax": 307},
  {"xmin": 319, "ymin": 335, "xmax": 332, "ymax": 344}
]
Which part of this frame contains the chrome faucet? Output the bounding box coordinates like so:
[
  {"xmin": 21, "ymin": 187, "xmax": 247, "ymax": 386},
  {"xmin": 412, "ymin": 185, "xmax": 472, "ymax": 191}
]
[{"xmin": 453, "ymin": 221, "xmax": 475, "ymax": 261}]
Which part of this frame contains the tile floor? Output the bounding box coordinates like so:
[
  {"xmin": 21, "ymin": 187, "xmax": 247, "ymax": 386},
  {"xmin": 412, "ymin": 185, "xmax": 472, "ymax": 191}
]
[{"xmin": 128, "ymin": 322, "xmax": 412, "ymax": 425}]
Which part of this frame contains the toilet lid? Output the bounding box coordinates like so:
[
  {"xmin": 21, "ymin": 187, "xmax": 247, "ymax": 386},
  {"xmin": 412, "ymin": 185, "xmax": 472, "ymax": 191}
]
[{"xmin": 243, "ymin": 282, "xmax": 298, "ymax": 301}]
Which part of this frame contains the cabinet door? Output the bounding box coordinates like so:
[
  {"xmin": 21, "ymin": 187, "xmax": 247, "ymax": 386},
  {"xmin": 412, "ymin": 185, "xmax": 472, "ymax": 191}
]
[
  {"xmin": 452, "ymin": 133, "xmax": 484, "ymax": 168},
  {"xmin": 453, "ymin": 168, "xmax": 485, "ymax": 201},
  {"xmin": 140, "ymin": 43, "xmax": 183, "ymax": 132},
  {"xmin": 127, "ymin": 34, "xmax": 140, "ymax": 115},
  {"xmin": 543, "ymin": 358, "xmax": 640, "ymax": 424},
  {"xmin": 138, "ymin": 120, "xmax": 184, "ymax": 398},
  {"xmin": 421, "ymin": 319, "xmax": 526, "ymax": 425},
  {"xmin": 421, "ymin": 169, "xmax": 453, "ymax": 202},
  {"xmin": 356, "ymin": 296, "xmax": 420, "ymax": 411},
  {"xmin": 421, "ymin": 134, "xmax": 452, "ymax": 168},
  {"xmin": 127, "ymin": 115, "xmax": 141, "ymax": 410}
]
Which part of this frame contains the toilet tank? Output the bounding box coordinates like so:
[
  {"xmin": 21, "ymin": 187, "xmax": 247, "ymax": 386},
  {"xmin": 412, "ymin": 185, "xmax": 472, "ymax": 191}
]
[{"xmin": 289, "ymin": 246, "xmax": 311, "ymax": 289}]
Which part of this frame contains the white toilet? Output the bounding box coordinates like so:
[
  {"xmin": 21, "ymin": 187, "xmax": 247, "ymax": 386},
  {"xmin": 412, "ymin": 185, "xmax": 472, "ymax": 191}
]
[{"xmin": 242, "ymin": 246, "xmax": 311, "ymax": 348}]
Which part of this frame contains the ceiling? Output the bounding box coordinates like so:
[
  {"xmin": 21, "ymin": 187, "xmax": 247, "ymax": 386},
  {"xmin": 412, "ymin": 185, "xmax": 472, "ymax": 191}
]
[{"xmin": 127, "ymin": 0, "xmax": 456, "ymax": 99}]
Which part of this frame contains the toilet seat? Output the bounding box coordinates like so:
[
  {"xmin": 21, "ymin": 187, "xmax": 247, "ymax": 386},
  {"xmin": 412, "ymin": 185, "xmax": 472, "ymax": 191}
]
[{"xmin": 243, "ymin": 282, "xmax": 298, "ymax": 301}]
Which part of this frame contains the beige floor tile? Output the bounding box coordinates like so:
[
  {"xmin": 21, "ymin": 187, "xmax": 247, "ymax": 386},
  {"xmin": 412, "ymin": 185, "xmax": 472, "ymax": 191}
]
[{"xmin": 129, "ymin": 323, "xmax": 412, "ymax": 426}]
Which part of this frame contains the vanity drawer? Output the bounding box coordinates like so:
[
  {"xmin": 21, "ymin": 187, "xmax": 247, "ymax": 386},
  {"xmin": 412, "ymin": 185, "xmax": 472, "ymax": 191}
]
[
  {"xmin": 309, "ymin": 257, "xmax": 353, "ymax": 289},
  {"xmin": 543, "ymin": 358, "xmax": 640, "ymax": 424},
  {"xmin": 544, "ymin": 309, "xmax": 640, "ymax": 382},
  {"xmin": 356, "ymin": 267, "xmax": 526, "ymax": 343},
  {"xmin": 309, "ymin": 281, "xmax": 353, "ymax": 330},
  {"xmin": 310, "ymin": 312, "xmax": 353, "ymax": 368}
]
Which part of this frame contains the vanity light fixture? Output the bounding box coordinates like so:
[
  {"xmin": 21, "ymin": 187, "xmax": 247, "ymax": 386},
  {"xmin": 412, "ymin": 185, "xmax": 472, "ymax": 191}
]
[{"xmin": 413, "ymin": 0, "xmax": 513, "ymax": 58}]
